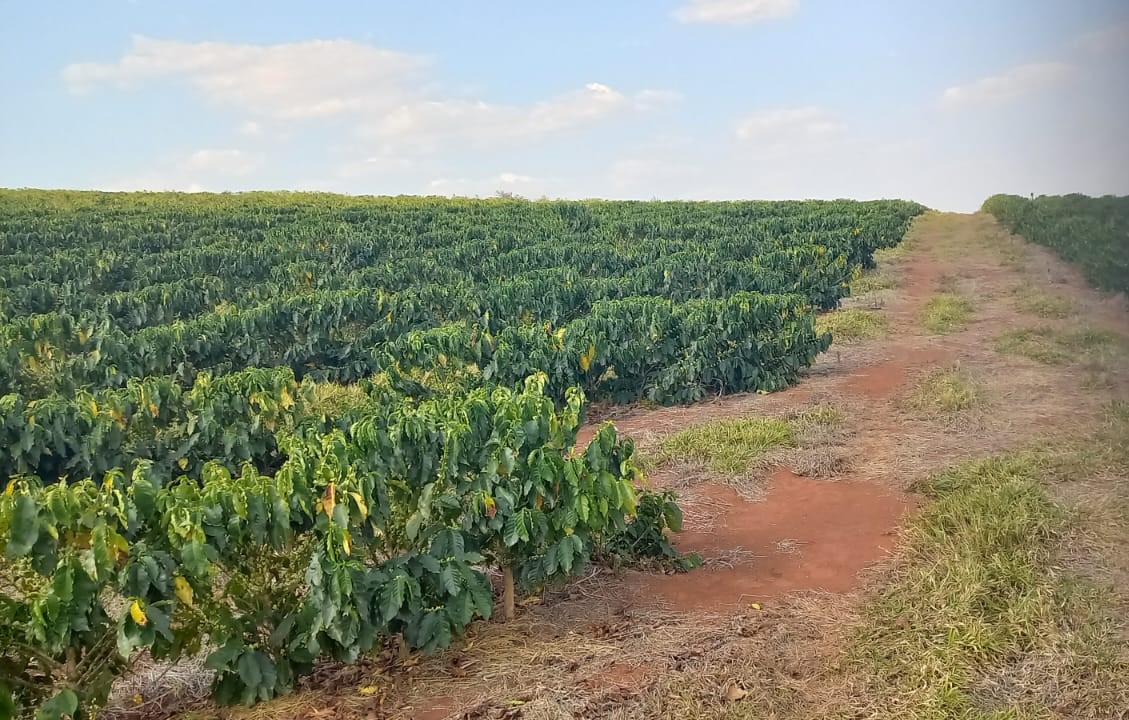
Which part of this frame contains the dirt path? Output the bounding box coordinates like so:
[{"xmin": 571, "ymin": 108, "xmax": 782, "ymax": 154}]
[{"xmin": 182, "ymin": 212, "xmax": 1129, "ymax": 720}]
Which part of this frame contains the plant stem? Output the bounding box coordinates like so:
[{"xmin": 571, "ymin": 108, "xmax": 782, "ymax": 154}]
[{"xmin": 501, "ymin": 565, "xmax": 515, "ymax": 622}]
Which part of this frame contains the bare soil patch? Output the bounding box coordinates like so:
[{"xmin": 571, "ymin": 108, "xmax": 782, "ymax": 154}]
[{"xmin": 623, "ymin": 469, "xmax": 913, "ymax": 612}]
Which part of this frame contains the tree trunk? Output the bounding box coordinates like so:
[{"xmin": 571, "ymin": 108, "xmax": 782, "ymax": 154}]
[{"xmin": 501, "ymin": 565, "xmax": 515, "ymax": 622}]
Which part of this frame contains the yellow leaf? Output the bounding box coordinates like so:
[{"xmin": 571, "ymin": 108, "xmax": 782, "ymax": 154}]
[
  {"xmin": 132, "ymin": 694, "xmax": 143, "ymax": 705},
  {"xmin": 174, "ymin": 576, "xmax": 194, "ymax": 606},
  {"xmin": 357, "ymin": 685, "xmax": 380, "ymax": 696},
  {"xmin": 349, "ymin": 491, "xmax": 368, "ymax": 518},
  {"xmin": 130, "ymin": 600, "xmax": 148, "ymax": 626},
  {"xmin": 342, "ymin": 532, "xmax": 352, "ymax": 556},
  {"xmin": 177, "ymin": 457, "xmax": 188, "ymax": 470},
  {"xmin": 579, "ymin": 344, "xmax": 595, "ymax": 372},
  {"xmin": 279, "ymin": 387, "xmax": 294, "ymax": 410},
  {"xmin": 322, "ymin": 483, "xmax": 337, "ymax": 518},
  {"xmin": 109, "ymin": 531, "xmax": 130, "ymax": 559},
  {"xmin": 750, "ymin": 602, "xmax": 762, "ymax": 610},
  {"xmin": 148, "ymin": 402, "xmax": 159, "ymax": 418},
  {"xmin": 88, "ymin": 398, "xmax": 99, "ymax": 416}
]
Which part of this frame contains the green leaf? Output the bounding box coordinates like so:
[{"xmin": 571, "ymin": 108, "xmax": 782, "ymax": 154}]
[
  {"xmin": 180, "ymin": 541, "xmax": 212, "ymax": 578},
  {"xmin": 0, "ymin": 685, "xmax": 14, "ymax": 720},
  {"xmin": 256, "ymin": 651, "xmax": 278, "ymax": 698},
  {"xmin": 663, "ymin": 500, "xmax": 684, "ymax": 532},
  {"xmin": 447, "ymin": 587, "xmax": 475, "ymax": 627},
  {"xmin": 405, "ymin": 512, "xmax": 422, "ymax": 542},
  {"xmin": 380, "ymin": 573, "xmax": 407, "ymax": 623},
  {"xmin": 417, "ymin": 553, "xmax": 441, "ymax": 573},
  {"xmin": 468, "ymin": 571, "xmax": 494, "ymax": 620},
  {"xmin": 417, "ymin": 610, "xmax": 453, "ymax": 653},
  {"xmin": 6, "ymin": 493, "xmax": 39, "ymax": 558},
  {"xmin": 558, "ymin": 536, "xmax": 574, "ymax": 574},
  {"xmin": 146, "ymin": 604, "xmax": 173, "ymax": 641},
  {"xmin": 268, "ymin": 614, "xmax": 298, "ymax": 649},
  {"xmin": 439, "ymin": 563, "xmax": 461, "ymax": 596},
  {"xmin": 502, "ymin": 514, "xmax": 517, "ymax": 547},
  {"xmin": 205, "ymin": 640, "xmax": 244, "ymax": 671},
  {"xmin": 237, "ymin": 650, "xmax": 263, "ymax": 689},
  {"xmin": 36, "ymin": 688, "xmax": 78, "ymax": 720}
]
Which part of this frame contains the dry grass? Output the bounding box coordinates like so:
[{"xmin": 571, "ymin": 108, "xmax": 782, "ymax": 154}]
[
  {"xmin": 1013, "ymin": 287, "xmax": 1075, "ymax": 319},
  {"xmin": 850, "ymin": 267, "xmax": 898, "ymax": 295},
  {"xmin": 830, "ymin": 425, "xmax": 1129, "ymax": 719},
  {"xmin": 922, "ymin": 292, "xmax": 973, "ymax": 334},
  {"xmin": 785, "ymin": 403, "xmax": 851, "ymax": 478},
  {"xmin": 817, "ymin": 309, "xmax": 889, "ymax": 344},
  {"xmin": 907, "ymin": 365, "xmax": 982, "ymax": 415},
  {"xmin": 648, "ymin": 417, "xmax": 795, "ymax": 475},
  {"xmin": 995, "ymin": 326, "xmax": 1122, "ymax": 366}
]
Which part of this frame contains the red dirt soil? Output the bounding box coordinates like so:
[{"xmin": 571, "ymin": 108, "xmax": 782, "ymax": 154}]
[
  {"xmin": 624, "ymin": 469, "xmax": 914, "ymax": 612},
  {"xmin": 842, "ymin": 346, "xmax": 954, "ymax": 400}
]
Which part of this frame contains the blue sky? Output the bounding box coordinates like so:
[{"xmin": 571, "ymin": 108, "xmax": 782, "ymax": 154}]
[{"xmin": 3, "ymin": 0, "xmax": 1128, "ymax": 210}]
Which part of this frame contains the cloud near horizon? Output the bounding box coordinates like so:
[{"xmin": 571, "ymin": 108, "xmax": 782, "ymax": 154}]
[
  {"xmin": 674, "ymin": 0, "xmax": 798, "ymax": 25},
  {"xmin": 941, "ymin": 62, "xmax": 1072, "ymax": 108}
]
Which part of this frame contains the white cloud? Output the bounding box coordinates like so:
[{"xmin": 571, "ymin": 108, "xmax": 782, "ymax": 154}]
[
  {"xmin": 425, "ymin": 173, "xmax": 542, "ymax": 197},
  {"xmin": 499, "ymin": 172, "xmax": 533, "ymax": 184},
  {"xmin": 941, "ymin": 62, "xmax": 1071, "ymax": 108},
  {"xmin": 357, "ymin": 83, "xmax": 664, "ymax": 157},
  {"xmin": 1075, "ymin": 23, "xmax": 1129, "ymax": 54},
  {"xmin": 63, "ymin": 36, "xmax": 426, "ymax": 120},
  {"xmin": 65, "ymin": 36, "xmax": 673, "ymax": 167},
  {"xmin": 674, "ymin": 0, "xmax": 797, "ymax": 25},
  {"xmin": 633, "ymin": 89, "xmax": 683, "ymax": 109},
  {"xmin": 105, "ymin": 148, "xmax": 260, "ymax": 191},
  {"xmin": 735, "ymin": 107, "xmax": 845, "ymax": 144},
  {"xmin": 182, "ymin": 148, "xmax": 257, "ymax": 176}
]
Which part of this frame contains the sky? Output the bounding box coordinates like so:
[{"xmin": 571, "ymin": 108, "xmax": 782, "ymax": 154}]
[{"xmin": 2, "ymin": 0, "xmax": 1128, "ymax": 211}]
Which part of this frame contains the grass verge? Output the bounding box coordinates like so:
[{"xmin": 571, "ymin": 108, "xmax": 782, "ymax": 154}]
[
  {"xmin": 850, "ymin": 267, "xmax": 898, "ymax": 295},
  {"xmin": 649, "ymin": 417, "xmax": 795, "ymax": 475},
  {"xmin": 922, "ymin": 293, "xmax": 973, "ymax": 334},
  {"xmin": 817, "ymin": 309, "xmax": 889, "ymax": 344},
  {"xmin": 994, "ymin": 326, "xmax": 1120, "ymax": 366},
  {"xmin": 648, "ymin": 404, "xmax": 847, "ymax": 479},
  {"xmin": 1013, "ymin": 287, "xmax": 1074, "ymax": 319},
  {"xmin": 907, "ymin": 366, "xmax": 982, "ymax": 414},
  {"xmin": 844, "ymin": 404, "xmax": 1129, "ymax": 719}
]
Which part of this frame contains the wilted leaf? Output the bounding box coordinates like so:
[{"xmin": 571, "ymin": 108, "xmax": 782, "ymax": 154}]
[
  {"xmin": 129, "ymin": 599, "xmax": 148, "ymax": 626},
  {"xmin": 174, "ymin": 576, "xmax": 194, "ymax": 606}
]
